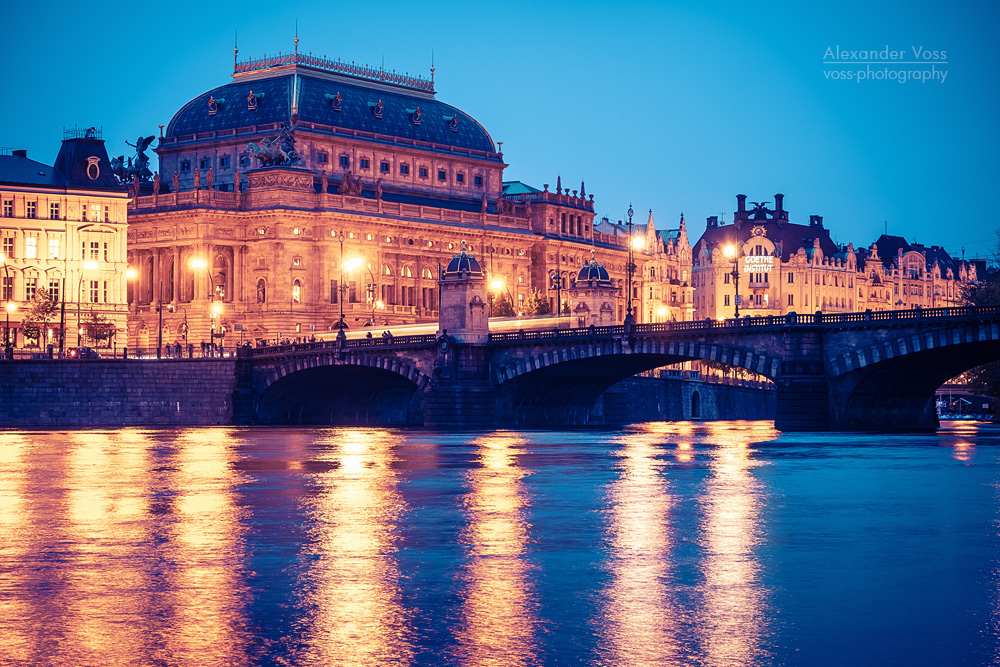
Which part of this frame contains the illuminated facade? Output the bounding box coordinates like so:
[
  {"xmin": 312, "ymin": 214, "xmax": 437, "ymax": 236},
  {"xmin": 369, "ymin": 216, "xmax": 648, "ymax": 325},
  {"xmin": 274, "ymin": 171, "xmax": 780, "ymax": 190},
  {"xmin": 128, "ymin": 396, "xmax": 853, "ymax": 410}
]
[
  {"xmin": 693, "ymin": 194, "xmax": 974, "ymax": 320},
  {"xmin": 0, "ymin": 130, "xmax": 130, "ymax": 350},
  {"xmin": 124, "ymin": 49, "xmax": 683, "ymax": 346}
]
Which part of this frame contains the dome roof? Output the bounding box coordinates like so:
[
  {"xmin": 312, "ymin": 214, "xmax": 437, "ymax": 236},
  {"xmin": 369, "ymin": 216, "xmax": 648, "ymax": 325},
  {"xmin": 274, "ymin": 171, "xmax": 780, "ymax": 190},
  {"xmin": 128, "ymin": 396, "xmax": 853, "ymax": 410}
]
[
  {"xmin": 576, "ymin": 258, "xmax": 612, "ymax": 286},
  {"xmin": 165, "ymin": 69, "xmax": 498, "ymax": 157},
  {"xmin": 444, "ymin": 245, "xmax": 483, "ymax": 276}
]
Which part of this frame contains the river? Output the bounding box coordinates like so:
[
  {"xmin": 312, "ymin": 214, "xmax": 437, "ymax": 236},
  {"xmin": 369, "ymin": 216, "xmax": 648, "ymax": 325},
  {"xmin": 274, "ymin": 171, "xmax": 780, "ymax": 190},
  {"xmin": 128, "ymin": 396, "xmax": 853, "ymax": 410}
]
[{"xmin": 0, "ymin": 421, "xmax": 997, "ymax": 666}]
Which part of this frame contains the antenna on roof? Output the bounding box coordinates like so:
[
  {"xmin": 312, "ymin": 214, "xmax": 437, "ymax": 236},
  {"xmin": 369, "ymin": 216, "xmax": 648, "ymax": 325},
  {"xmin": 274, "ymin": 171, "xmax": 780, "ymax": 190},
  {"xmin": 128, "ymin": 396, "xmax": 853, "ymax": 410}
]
[
  {"xmin": 430, "ymin": 49, "xmax": 435, "ymax": 84},
  {"xmin": 234, "ymin": 29, "xmax": 238, "ymax": 71},
  {"xmin": 294, "ymin": 19, "xmax": 299, "ymax": 55}
]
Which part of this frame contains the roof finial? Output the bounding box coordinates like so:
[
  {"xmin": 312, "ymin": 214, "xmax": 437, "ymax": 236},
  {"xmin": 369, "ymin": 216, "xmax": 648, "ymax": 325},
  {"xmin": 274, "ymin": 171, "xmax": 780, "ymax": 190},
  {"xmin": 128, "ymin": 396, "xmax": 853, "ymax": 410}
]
[
  {"xmin": 556, "ymin": 174, "xmax": 562, "ymax": 194},
  {"xmin": 580, "ymin": 179, "xmax": 586, "ymax": 197},
  {"xmin": 294, "ymin": 20, "xmax": 299, "ymax": 55},
  {"xmin": 590, "ymin": 247, "xmax": 596, "ymax": 263},
  {"xmin": 233, "ymin": 29, "xmax": 238, "ymax": 72}
]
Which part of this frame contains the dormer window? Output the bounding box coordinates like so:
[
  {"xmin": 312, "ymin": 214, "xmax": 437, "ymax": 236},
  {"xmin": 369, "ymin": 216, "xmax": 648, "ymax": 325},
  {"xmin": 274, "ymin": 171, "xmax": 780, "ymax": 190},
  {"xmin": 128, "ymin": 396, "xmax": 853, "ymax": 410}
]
[
  {"xmin": 247, "ymin": 91, "xmax": 258, "ymax": 110},
  {"xmin": 369, "ymin": 99, "xmax": 384, "ymax": 119}
]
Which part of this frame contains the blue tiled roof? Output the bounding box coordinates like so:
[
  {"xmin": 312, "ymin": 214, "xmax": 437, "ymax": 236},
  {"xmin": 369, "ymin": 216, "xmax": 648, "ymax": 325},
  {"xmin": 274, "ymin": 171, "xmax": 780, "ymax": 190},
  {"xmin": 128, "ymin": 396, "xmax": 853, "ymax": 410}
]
[
  {"xmin": 0, "ymin": 155, "xmax": 62, "ymax": 188},
  {"xmin": 166, "ymin": 72, "xmax": 497, "ymax": 156}
]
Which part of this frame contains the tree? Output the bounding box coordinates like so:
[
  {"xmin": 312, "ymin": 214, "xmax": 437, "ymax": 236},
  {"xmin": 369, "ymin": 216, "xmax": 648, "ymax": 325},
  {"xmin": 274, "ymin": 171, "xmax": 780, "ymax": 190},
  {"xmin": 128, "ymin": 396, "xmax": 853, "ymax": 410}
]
[
  {"xmin": 521, "ymin": 289, "xmax": 551, "ymax": 316},
  {"xmin": 20, "ymin": 288, "xmax": 57, "ymax": 346},
  {"xmin": 83, "ymin": 311, "xmax": 116, "ymax": 347},
  {"xmin": 960, "ymin": 230, "xmax": 1000, "ymax": 403},
  {"xmin": 492, "ymin": 294, "xmax": 517, "ymax": 317}
]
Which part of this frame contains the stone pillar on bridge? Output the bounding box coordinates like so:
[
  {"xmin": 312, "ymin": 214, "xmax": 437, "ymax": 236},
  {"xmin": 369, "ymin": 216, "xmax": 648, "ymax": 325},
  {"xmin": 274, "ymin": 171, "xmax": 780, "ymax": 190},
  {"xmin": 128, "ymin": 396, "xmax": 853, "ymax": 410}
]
[{"xmin": 437, "ymin": 242, "xmax": 489, "ymax": 343}]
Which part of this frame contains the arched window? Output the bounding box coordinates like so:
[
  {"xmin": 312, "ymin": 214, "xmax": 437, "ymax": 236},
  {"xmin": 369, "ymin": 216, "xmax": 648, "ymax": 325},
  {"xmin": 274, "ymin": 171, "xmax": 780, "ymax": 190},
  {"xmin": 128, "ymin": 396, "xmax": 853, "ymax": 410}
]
[
  {"xmin": 421, "ymin": 267, "xmax": 434, "ymax": 280},
  {"xmin": 401, "ymin": 266, "xmax": 413, "ymax": 278},
  {"xmin": 382, "ymin": 264, "xmax": 393, "ymax": 276},
  {"xmin": 292, "ymin": 279, "xmax": 301, "ymax": 303},
  {"xmin": 256, "ymin": 279, "xmax": 266, "ymax": 303}
]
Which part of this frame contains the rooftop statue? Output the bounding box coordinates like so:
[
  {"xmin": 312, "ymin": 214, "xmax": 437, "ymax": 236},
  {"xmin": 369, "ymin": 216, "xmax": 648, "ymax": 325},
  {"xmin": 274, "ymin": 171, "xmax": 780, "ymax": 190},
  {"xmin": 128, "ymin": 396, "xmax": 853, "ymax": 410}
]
[
  {"xmin": 242, "ymin": 122, "xmax": 300, "ymax": 168},
  {"xmin": 111, "ymin": 135, "xmax": 156, "ymax": 183}
]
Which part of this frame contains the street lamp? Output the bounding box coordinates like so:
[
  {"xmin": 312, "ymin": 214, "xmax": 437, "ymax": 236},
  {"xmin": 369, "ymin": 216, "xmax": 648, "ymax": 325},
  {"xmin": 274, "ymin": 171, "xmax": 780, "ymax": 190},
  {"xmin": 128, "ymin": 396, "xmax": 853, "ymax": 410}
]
[
  {"xmin": 624, "ymin": 204, "xmax": 636, "ymax": 325},
  {"xmin": 5, "ymin": 302, "xmax": 15, "ymax": 358},
  {"xmin": 363, "ymin": 261, "xmax": 384, "ymax": 326},
  {"xmin": 189, "ymin": 257, "xmax": 212, "ymax": 347},
  {"xmin": 490, "ymin": 277, "xmax": 516, "ymax": 317},
  {"xmin": 549, "ymin": 271, "xmax": 564, "ymax": 317},
  {"xmin": 724, "ymin": 243, "xmax": 740, "ymax": 318},
  {"xmin": 210, "ymin": 302, "xmax": 222, "ymax": 355},
  {"xmin": 77, "ymin": 260, "xmax": 99, "ymax": 348}
]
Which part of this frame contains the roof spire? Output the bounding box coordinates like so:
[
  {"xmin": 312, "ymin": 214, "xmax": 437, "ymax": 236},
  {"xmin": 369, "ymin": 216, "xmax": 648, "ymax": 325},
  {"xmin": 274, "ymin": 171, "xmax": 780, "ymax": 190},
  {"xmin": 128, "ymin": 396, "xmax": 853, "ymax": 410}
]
[
  {"xmin": 233, "ymin": 29, "xmax": 238, "ymax": 72},
  {"xmin": 556, "ymin": 174, "xmax": 562, "ymax": 194},
  {"xmin": 294, "ymin": 20, "xmax": 299, "ymax": 55},
  {"xmin": 580, "ymin": 179, "xmax": 586, "ymax": 198},
  {"xmin": 430, "ymin": 49, "xmax": 435, "ymax": 84},
  {"xmin": 679, "ymin": 212, "xmax": 686, "ymax": 229}
]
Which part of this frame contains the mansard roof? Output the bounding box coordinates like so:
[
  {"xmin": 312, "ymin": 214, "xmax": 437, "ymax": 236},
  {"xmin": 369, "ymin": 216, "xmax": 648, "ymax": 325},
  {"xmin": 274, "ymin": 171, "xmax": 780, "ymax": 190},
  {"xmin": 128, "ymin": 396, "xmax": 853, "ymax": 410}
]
[
  {"xmin": 165, "ymin": 66, "xmax": 499, "ymax": 158},
  {"xmin": 696, "ymin": 219, "xmax": 839, "ymax": 262},
  {"xmin": 0, "ymin": 137, "xmax": 123, "ymax": 193}
]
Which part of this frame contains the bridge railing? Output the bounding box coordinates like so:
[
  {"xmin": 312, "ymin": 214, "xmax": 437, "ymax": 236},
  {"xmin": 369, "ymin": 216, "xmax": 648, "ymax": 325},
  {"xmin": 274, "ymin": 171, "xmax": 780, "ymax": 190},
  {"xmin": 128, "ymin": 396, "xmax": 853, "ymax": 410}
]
[{"xmin": 244, "ymin": 333, "xmax": 438, "ymax": 358}]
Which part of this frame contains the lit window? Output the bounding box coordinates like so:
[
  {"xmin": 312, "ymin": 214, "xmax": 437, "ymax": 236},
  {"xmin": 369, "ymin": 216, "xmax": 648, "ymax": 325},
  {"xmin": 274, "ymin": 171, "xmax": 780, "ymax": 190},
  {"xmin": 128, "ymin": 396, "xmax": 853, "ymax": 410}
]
[
  {"xmin": 48, "ymin": 238, "xmax": 59, "ymax": 259},
  {"xmin": 48, "ymin": 280, "xmax": 60, "ymax": 302},
  {"xmin": 104, "ymin": 206, "xmax": 110, "ymax": 222},
  {"xmin": 293, "ymin": 257, "xmax": 301, "ymax": 266},
  {"xmin": 25, "ymin": 277, "xmax": 37, "ymax": 301},
  {"xmin": 3, "ymin": 237, "xmax": 14, "ymax": 259},
  {"xmin": 49, "ymin": 203, "xmax": 60, "ymax": 219},
  {"xmin": 90, "ymin": 280, "xmax": 99, "ymax": 303},
  {"xmin": 24, "ymin": 237, "xmax": 37, "ymax": 259}
]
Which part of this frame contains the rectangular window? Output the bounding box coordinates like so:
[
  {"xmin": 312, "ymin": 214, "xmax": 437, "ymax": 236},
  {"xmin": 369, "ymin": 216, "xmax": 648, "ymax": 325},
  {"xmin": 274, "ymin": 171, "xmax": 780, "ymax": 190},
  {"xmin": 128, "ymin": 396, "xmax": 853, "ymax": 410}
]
[
  {"xmin": 200, "ymin": 158, "xmax": 210, "ymax": 170},
  {"xmin": 89, "ymin": 241, "xmax": 99, "ymax": 261},
  {"xmin": 788, "ymin": 294, "xmax": 794, "ymax": 306},
  {"xmin": 240, "ymin": 155, "xmax": 249, "ymax": 167},
  {"xmin": 2, "ymin": 200, "xmax": 11, "ymax": 217},
  {"xmin": 724, "ymin": 273, "xmax": 730, "ymax": 284},
  {"xmin": 103, "ymin": 242, "xmax": 109, "ymax": 262},
  {"xmin": 788, "ymin": 272, "xmax": 794, "ymax": 283},
  {"xmin": 90, "ymin": 280, "xmax": 99, "ymax": 303},
  {"xmin": 48, "ymin": 238, "xmax": 59, "ymax": 259},
  {"xmin": 50, "ymin": 202, "xmax": 60, "ymax": 219},
  {"xmin": 25, "ymin": 277, "xmax": 37, "ymax": 301},
  {"xmin": 180, "ymin": 160, "xmax": 191, "ymax": 173},
  {"xmin": 359, "ymin": 158, "xmax": 370, "ymax": 170},
  {"xmin": 399, "ymin": 164, "xmax": 409, "ymax": 176},
  {"xmin": 330, "ymin": 279, "xmax": 338, "ymax": 304},
  {"xmin": 24, "ymin": 237, "xmax": 37, "ymax": 259},
  {"xmin": 419, "ymin": 167, "xmax": 428, "ymax": 179},
  {"xmin": 48, "ymin": 280, "xmax": 60, "ymax": 302},
  {"xmin": 220, "ymin": 156, "xmax": 231, "ymax": 168},
  {"xmin": 724, "ymin": 294, "xmax": 730, "ymax": 306},
  {"xmin": 339, "ymin": 155, "xmax": 350, "ymax": 168},
  {"xmin": 437, "ymin": 170, "xmax": 446, "ymax": 181},
  {"xmin": 456, "ymin": 173, "xmax": 464, "ymax": 184},
  {"xmin": 26, "ymin": 202, "xmax": 36, "ymax": 219},
  {"xmin": 1, "ymin": 276, "xmax": 12, "ymax": 300},
  {"xmin": 380, "ymin": 161, "xmax": 390, "ymax": 173},
  {"xmin": 317, "ymin": 152, "xmax": 328, "ymax": 164},
  {"xmin": 474, "ymin": 175, "xmax": 482, "ymax": 187},
  {"xmin": 3, "ymin": 237, "xmax": 14, "ymax": 259},
  {"xmin": 349, "ymin": 281, "xmax": 357, "ymax": 303},
  {"xmin": 103, "ymin": 281, "xmax": 109, "ymax": 304},
  {"xmin": 104, "ymin": 206, "xmax": 110, "ymax": 222},
  {"xmin": 81, "ymin": 206, "xmax": 88, "ymax": 222}
]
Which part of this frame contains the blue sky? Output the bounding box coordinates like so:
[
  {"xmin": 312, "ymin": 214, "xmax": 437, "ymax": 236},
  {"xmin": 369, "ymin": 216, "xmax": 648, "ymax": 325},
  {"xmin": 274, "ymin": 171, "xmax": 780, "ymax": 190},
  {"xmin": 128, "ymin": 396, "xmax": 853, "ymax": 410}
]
[{"xmin": 2, "ymin": 1, "xmax": 996, "ymax": 257}]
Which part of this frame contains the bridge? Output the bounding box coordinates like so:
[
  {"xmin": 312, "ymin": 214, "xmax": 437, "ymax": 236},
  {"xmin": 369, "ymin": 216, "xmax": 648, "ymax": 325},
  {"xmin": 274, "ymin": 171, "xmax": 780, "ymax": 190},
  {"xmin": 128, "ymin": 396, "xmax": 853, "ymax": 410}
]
[{"xmin": 234, "ymin": 305, "xmax": 1000, "ymax": 431}]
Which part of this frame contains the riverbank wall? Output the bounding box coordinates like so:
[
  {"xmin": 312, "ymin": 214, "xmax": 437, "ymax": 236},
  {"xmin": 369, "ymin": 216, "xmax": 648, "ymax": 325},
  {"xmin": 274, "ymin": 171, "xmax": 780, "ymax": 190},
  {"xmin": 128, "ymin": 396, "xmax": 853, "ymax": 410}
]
[{"xmin": 0, "ymin": 359, "xmax": 237, "ymax": 427}]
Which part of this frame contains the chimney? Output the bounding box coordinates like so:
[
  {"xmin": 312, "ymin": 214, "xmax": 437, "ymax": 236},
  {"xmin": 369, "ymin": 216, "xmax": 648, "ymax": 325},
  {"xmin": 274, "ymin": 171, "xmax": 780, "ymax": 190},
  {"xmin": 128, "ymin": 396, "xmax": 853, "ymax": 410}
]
[
  {"xmin": 12, "ymin": 149, "xmax": 26, "ymax": 158},
  {"xmin": 706, "ymin": 215, "xmax": 718, "ymax": 229},
  {"xmin": 774, "ymin": 193, "xmax": 784, "ymax": 218},
  {"xmin": 809, "ymin": 215, "xmax": 823, "ymax": 228},
  {"xmin": 736, "ymin": 194, "xmax": 747, "ymax": 220}
]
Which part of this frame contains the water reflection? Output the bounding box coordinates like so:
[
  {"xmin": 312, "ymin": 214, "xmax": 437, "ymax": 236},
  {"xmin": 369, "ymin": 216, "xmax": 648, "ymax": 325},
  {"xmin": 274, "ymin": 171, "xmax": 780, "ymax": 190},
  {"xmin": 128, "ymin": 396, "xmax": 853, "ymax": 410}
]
[
  {"xmin": 455, "ymin": 434, "xmax": 538, "ymax": 666},
  {"xmin": 0, "ymin": 433, "xmax": 34, "ymax": 664},
  {"xmin": 697, "ymin": 422, "xmax": 776, "ymax": 666},
  {"xmin": 598, "ymin": 425, "xmax": 678, "ymax": 665},
  {"xmin": 294, "ymin": 429, "xmax": 413, "ymax": 666}
]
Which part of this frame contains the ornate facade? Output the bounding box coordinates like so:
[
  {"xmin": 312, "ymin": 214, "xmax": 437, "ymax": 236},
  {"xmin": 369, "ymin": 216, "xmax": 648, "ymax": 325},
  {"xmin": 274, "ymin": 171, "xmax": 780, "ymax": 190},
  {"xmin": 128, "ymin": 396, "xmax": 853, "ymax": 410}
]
[
  {"xmin": 693, "ymin": 194, "xmax": 975, "ymax": 320},
  {"xmin": 126, "ymin": 49, "xmax": 694, "ymax": 346},
  {"xmin": 0, "ymin": 129, "xmax": 130, "ymax": 350}
]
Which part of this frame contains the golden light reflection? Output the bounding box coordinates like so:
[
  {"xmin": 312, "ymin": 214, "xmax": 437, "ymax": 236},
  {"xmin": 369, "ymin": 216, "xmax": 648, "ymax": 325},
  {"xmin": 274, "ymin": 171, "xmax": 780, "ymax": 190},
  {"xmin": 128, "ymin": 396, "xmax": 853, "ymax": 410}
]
[
  {"xmin": 296, "ymin": 429, "xmax": 413, "ymax": 666},
  {"xmin": 599, "ymin": 426, "xmax": 677, "ymax": 665},
  {"xmin": 165, "ymin": 428, "xmax": 250, "ymax": 666},
  {"xmin": 0, "ymin": 433, "xmax": 33, "ymax": 663},
  {"xmin": 697, "ymin": 421, "xmax": 776, "ymax": 666},
  {"xmin": 455, "ymin": 434, "xmax": 538, "ymax": 667}
]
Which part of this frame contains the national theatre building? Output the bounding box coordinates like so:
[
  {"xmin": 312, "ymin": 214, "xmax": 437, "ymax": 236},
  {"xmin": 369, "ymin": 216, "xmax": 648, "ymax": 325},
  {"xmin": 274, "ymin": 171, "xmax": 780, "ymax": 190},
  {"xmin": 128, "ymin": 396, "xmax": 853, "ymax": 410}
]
[{"xmin": 124, "ymin": 48, "xmax": 692, "ymax": 347}]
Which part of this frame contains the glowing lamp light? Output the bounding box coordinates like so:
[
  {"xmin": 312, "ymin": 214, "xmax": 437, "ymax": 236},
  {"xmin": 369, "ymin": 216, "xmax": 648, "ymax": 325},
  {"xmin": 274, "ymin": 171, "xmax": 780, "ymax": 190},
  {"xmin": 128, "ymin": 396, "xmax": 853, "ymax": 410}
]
[
  {"xmin": 630, "ymin": 236, "xmax": 645, "ymax": 250},
  {"xmin": 125, "ymin": 268, "xmax": 137, "ymax": 279},
  {"xmin": 344, "ymin": 257, "xmax": 364, "ymax": 272},
  {"xmin": 657, "ymin": 307, "xmax": 667, "ymax": 316},
  {"xmin": 723, "ymin": 244, "xmax": 736, "ymax": 260},
  {"xmin": 212, "ymin": 303, "xmax": 223, "ymax": 315},
  {"xmin": 490, "ymin": 279, "xmax": 505, "ymax": 290},
  {"xmin": 189, "ymin": 258, "xmax": 207, "ymax": 269},
  {"xmin": 83, "ymin": 261, "xmax": 99, "ymax": 270},
  {"xmin": 375, "ymin": 300, "xmax": 385, "ymax": 310},
  {"xmin": 6, "ymin": 302, "xmax": 15, "ymax": 313}
]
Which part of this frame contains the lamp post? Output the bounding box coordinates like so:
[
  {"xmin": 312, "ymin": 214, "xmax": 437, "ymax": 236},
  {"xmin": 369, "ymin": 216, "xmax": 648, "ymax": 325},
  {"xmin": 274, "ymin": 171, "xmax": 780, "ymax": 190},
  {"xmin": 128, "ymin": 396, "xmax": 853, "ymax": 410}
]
[
  {"xmin": 335, "ymin": 231, "xmax": 365, "ymax": 341},
  {"xmin": 549, "ymin": 271, "xmax": 564, "ymax": 317},
  {"xmin": 5, "ymin": 302, "xmax": 15, "ymax": 359},
  {"xmin": 490, "ymin": 278, "xmax": 515, "ymax": 317},
  {"xmin": 724, "ymin": 243, "xmax": 740, "ymax": 318},
  {"xmin": 189, "ymin": 257, "xmax": 211, "ymax": 347},
  {"xmin": 210, "ymin": 302, "xmax": 222, "ymax": 356},
  {"xmin": 77, "ymin": 260, "xmax": 99, "ymax": 348},
  {"xmin": 624, "ymin": 204, "xmax": 636, "ymax": 325},
  {"xmin": 0, "ymin": 254, "xmax": 12, "ymax": 356},
  {"xmin": 364, "ymin": 261, "xmax": 384, "ymax": 326}
]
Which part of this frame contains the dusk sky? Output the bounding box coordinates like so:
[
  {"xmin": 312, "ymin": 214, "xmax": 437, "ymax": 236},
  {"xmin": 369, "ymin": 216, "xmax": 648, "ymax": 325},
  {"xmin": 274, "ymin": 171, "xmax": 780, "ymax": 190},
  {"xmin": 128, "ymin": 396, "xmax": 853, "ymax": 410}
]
[{"xmin": 3, "ymin": 1, "xmax": 996, "ymax": 257}]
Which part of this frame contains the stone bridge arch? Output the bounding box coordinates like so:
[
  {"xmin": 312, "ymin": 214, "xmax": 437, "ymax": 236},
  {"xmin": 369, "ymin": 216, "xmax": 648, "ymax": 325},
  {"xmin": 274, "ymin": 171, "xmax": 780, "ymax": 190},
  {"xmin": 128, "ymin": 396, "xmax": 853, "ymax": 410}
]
[
  {"xmin": 252, "ymin": 351, "xmax": 433, "ymax": 425},
  {"xmin": 826, "ymin": 321, "xmax": 1000, "ymax": 430},
  {"xmin": 492, "ymin": 337, "xmax": 780, "ymax": 426}
]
